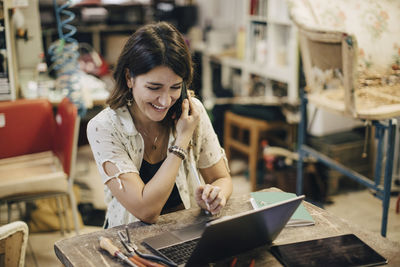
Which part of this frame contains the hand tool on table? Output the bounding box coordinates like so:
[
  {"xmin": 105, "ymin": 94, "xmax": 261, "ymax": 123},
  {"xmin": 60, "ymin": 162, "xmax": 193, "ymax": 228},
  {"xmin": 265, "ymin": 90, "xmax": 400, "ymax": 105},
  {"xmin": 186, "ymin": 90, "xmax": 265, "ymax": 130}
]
[
  {"xmin": 118, "ymin": 226, "xmax": 177, "ymax": 267},
  {"xmin": 99, "ymin": 236, "xmax": 139, "ymax": 267}
]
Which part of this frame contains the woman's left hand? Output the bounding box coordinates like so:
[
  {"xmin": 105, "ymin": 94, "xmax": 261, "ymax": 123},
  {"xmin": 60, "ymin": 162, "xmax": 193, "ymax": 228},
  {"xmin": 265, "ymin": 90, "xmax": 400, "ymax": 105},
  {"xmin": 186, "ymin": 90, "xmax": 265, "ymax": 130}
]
[{"xmin": 195, "ymin": 184, "xmax": 226, "ymax": 215}]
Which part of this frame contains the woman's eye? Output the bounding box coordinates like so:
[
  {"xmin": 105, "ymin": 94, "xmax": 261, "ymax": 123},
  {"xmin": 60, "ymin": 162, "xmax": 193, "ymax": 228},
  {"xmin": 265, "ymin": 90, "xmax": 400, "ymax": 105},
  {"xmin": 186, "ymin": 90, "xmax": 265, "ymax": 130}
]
[
  {"xmin": 171, "ymin": 86, "xmax": 181, "ymax": 90},
  {"xmin": 146, "ymin": 86, "xmax": 160, "ymax": 90}
]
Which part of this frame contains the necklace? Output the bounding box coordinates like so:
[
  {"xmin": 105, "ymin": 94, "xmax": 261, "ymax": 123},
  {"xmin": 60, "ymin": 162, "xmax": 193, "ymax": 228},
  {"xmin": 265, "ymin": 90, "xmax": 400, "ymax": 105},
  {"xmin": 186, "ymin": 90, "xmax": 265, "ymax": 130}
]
[
  {"xmin": 142, "ymin": 128, "xmax": 168, "ymax": 163},
  {"xmin": 126, "ymin": 105, "xmax": 161, "ymax": 150},
  {"xmin": 141, "ymin": 130, "xmax": 159, "ymax": 150}
]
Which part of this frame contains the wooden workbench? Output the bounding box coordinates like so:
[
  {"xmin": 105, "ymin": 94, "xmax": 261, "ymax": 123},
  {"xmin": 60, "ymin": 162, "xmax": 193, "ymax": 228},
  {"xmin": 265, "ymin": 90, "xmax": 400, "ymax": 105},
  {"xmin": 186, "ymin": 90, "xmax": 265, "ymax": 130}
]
[{"xmin": 54, "ymin": 189, "xmax": 400, "ymax": 266}]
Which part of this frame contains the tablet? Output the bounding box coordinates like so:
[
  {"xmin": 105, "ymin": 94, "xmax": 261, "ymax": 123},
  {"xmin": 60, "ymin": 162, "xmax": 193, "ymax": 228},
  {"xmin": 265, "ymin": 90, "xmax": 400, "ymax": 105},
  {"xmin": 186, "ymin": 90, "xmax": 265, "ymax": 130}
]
[{"xmin": 270, "ymin": 234, "xmax": 387, "ymax": 267}]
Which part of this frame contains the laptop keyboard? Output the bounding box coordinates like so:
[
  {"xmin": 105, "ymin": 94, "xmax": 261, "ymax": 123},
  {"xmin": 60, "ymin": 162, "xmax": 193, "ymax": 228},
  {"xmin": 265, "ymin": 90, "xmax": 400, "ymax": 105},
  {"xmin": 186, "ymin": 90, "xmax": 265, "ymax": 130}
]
[{"xmin": 159, "ymin": 238, "xmax": 200, "ymax": 265}]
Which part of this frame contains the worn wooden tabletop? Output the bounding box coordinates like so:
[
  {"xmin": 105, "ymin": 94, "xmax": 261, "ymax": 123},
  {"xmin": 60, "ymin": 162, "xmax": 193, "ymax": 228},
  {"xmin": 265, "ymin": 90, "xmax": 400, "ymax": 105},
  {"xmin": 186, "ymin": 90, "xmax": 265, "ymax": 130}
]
[{"xmin": 54, "ymin": 189, "xmax": 400, "ymax": 266}]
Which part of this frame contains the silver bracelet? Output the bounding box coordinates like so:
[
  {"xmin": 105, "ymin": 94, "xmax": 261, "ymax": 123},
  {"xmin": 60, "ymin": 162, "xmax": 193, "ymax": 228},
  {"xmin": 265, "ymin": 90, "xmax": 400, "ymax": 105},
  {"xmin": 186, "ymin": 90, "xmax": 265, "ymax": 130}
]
[{"xmin": 168, "ymin": 145, "xmax": 187, "ymax": 160}]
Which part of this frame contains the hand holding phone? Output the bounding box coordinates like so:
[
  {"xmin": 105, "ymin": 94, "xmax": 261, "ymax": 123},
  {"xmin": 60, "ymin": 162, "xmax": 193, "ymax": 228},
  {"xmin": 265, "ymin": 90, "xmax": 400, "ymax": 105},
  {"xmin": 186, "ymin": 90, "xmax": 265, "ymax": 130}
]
[
  {"xmin": 175, "ymin": 82, "xmax": 188, "ymax": 119},
  {"xmin": 173, "ymin": 82, "xmax": 200, "ymax": 148}
]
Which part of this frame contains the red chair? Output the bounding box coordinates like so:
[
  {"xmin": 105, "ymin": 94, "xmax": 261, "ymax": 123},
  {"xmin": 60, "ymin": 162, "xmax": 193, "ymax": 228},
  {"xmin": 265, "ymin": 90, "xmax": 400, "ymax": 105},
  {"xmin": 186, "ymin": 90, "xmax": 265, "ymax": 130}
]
[{"xmin": 0, "ymin": 98, "xmax": 80, "ymax": 234}]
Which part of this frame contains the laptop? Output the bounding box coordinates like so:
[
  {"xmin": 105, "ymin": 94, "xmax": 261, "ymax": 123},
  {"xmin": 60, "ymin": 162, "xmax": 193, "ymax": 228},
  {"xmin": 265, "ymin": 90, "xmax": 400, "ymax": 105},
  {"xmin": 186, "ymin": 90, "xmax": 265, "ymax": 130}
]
[{"xmin": 142, "ymin": 195, "xmax": 305, "ymax": 266}]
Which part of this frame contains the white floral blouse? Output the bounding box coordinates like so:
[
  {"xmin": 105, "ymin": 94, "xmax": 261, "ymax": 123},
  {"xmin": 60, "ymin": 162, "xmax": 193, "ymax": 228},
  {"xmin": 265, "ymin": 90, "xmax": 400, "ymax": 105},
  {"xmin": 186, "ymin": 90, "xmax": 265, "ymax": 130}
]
[{"xmin": 87, "ymin": 98, "xmax": 228, "ymax": 228}]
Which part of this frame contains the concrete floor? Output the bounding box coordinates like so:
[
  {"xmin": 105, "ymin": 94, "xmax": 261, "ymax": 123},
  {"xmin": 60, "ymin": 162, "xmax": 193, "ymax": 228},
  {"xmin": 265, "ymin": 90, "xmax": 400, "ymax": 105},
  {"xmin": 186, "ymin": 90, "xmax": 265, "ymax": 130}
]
[{"xmin": 21, "ymin": 148, "xmax": 400, "ymax": 266}]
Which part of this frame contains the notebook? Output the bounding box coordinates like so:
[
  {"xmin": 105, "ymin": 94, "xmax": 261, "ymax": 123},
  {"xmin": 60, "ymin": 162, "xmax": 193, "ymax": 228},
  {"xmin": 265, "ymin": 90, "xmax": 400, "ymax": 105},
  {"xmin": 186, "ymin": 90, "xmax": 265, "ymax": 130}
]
[
  {"xmin": 142, "ymin": 195, "xmax": 305, "ymax": 266},
  {"xmin": 250, "ymin": 191, "xmax": 314, "ymax": 227},
  {"xmin": 270, "ymin": 234, "xmax": 387, "ymax": 267}
]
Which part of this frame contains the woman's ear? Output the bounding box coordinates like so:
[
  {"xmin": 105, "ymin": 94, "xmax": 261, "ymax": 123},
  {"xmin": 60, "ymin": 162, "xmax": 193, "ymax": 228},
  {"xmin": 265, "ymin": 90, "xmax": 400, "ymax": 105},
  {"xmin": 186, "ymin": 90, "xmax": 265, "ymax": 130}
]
[{"xmin": 125, "ymin": 68, "xmax": 132, "ymax": 88}]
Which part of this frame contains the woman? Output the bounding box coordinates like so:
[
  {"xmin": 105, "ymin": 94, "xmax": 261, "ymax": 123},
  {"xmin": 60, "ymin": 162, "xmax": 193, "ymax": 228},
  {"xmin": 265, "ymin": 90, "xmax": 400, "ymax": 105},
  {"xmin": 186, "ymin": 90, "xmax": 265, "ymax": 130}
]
[{"xmin": 87, "ymin": 22, "xmax": 232, "ymax": 228}]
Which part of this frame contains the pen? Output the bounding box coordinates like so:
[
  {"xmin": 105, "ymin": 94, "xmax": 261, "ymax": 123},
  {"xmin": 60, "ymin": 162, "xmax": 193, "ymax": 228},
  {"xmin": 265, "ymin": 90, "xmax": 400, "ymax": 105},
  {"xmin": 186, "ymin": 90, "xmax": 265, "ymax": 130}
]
[{"xmin": 190, "ymin": 163, "xmax": 211, "ymax": 213}]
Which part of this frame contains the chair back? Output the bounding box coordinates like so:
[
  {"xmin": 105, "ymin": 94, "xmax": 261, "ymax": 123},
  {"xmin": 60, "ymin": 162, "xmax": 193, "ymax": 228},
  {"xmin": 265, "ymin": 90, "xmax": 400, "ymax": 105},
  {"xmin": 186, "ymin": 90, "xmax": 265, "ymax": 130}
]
[
  {"xmin": 53, "ymin": 97, "xmax": 80, "ymax": 177},
  {"xmin": 0, "ymin": 99, "xmax": 55, "ymax": 159},
  {"xmin": 287, "ymin": 0, "xmax": 400, "ymax": 118},
  {"xmin": 288, "ymin": 0, "xmax": 400, "ymax": 76}
]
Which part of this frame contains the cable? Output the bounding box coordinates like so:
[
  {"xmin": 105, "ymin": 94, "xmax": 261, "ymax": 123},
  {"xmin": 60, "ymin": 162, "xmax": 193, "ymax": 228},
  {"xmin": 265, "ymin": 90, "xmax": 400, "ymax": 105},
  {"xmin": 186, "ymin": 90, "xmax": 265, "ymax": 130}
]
[{"xmin": 48, "ymin": 0, "xmax": 86, "ymax": 116}]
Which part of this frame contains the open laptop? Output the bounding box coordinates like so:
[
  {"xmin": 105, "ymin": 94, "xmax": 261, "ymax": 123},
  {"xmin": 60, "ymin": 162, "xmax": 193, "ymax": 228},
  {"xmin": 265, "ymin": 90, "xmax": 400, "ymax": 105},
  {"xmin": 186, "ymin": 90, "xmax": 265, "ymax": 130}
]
[{"xmin": 142, "ymin": 195, "xmax": 305, "ymax": 266}]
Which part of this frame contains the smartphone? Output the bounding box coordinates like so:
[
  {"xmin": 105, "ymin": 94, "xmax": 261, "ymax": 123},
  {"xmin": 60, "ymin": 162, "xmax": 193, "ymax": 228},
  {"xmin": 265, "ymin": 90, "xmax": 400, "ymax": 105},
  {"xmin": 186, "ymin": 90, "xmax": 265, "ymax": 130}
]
[{"xmin": 173, "ymin": 82, "xmax": 188, "ymax": 120}]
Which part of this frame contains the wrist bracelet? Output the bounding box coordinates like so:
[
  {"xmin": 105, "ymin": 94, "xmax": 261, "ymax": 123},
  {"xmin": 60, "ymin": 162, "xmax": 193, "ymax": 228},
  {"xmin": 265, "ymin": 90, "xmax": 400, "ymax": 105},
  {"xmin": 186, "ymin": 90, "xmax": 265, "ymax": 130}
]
[{"xmin": 168, "ymin": 145, "xmax": 187, "ymax": 160}]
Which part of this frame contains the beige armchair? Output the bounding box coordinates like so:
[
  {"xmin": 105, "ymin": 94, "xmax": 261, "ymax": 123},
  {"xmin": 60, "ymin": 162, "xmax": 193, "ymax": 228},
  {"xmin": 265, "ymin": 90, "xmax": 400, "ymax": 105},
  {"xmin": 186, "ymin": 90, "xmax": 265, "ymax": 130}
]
[{"xmin": 0, "ymin": 221, "xmax": 28, "ymax": 267}]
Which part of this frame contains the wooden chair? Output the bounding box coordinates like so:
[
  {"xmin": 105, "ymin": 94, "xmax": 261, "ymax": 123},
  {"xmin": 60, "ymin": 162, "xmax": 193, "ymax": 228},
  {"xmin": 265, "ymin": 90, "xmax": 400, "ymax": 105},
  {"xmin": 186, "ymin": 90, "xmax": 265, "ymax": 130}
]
[
  {"xmin": 224, "ymin": 111, "xmax": 289, "ymax": 191},
  {"xmin": 287, "ymin": 0, "xmax": 400, "ymax": 236},
  {"xmin": 0, "ymin": 221, "xmax": 28, "ymax": 267},
  {"xmin": 0, "ymin": 98, "xmax": 81, "ymax": 235}
]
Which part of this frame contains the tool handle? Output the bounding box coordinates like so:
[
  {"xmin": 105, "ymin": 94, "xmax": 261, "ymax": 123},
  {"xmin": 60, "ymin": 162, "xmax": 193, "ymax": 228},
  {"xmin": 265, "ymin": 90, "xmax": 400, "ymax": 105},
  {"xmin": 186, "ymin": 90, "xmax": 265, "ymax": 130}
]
[
  {"xmin": 100, "ymin": 236, "xmax": 120, "ymax": 257},
  {"xmin": 136, "ymin": 251, "xmax": 177, "ymax": 267},
  {"xmin": 129, "ymin": 255, "xmax": 147, "ymax": 267},
  {"xmin": 133, "ymin": 254, "xmax": 166, "ymax": 267}
]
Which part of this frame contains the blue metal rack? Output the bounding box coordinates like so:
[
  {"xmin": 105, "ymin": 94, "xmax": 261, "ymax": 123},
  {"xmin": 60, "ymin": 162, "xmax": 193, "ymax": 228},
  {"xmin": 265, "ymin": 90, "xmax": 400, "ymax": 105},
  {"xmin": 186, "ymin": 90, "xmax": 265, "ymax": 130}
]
[{"xmin": 296, "ymin": 88, "xmax": 396, "ymax": 237}]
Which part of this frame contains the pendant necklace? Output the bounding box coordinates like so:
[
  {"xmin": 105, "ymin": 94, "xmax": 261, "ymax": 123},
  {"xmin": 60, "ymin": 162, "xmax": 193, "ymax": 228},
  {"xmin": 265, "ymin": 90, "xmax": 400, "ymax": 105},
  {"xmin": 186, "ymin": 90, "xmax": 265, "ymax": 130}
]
[
  {"xmin": 151, "ymin": 135, "xmax": 158, "ymax": 150},
  {"xmin": 127, "ymin": 106, "xmax": 160, "ymax": 151},
  {"xmin": 141, "ymin": 130, "xmax": 159, "ymax": 150}
]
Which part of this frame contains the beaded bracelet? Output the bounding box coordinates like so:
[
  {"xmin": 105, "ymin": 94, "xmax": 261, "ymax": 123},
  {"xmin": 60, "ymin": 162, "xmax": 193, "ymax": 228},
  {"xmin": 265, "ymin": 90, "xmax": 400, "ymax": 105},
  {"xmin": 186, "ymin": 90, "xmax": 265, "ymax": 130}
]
[{"xmin": 168, "ymin": 145, "xmax": 187, "ymax": 160}]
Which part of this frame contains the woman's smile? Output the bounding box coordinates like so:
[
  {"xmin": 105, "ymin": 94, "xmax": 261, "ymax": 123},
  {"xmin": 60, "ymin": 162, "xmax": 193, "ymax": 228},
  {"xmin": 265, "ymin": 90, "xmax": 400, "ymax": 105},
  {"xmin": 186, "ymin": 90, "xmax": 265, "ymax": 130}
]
[{"xmin": 149, "ymin": 102, "xmax": 169, "ymax": 111}]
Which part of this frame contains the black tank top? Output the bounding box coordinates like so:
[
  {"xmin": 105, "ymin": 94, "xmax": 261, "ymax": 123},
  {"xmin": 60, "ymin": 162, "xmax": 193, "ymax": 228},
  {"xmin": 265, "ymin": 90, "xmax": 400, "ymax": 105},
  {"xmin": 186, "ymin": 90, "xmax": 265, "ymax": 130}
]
[{"xmin": 139, "ymin": 159, "xmax": 183, "ymax": 214}]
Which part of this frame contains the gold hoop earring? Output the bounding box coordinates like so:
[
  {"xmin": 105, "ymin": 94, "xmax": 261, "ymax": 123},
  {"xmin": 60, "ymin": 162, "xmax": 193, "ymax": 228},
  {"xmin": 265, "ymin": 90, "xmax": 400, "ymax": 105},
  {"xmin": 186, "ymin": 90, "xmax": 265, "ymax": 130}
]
[{"xmin": 126, "ymin": 92, "xmax": 133, "ymax": 106}]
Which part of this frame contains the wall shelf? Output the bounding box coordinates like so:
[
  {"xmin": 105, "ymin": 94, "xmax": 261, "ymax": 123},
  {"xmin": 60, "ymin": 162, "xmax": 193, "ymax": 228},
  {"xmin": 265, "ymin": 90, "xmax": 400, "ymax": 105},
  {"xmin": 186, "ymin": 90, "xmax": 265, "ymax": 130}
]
[{"xmin": 198, "ymin": 0, "xmax": 300, "ymax": 111}]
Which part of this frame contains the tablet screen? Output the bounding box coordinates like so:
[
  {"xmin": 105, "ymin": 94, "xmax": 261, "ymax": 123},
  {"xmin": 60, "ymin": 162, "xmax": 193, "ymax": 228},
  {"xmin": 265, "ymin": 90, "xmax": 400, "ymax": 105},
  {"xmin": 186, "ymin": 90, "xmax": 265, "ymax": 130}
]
[{"xmin": 270, "ymin": 234, "xmax": 387, "ymax": 267}]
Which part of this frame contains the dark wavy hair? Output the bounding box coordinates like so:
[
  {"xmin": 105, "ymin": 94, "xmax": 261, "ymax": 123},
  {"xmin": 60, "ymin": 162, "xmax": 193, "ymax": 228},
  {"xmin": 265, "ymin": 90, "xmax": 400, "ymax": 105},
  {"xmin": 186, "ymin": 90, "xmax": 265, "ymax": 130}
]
[{"xmin": 107, "ymin": 21, "xmax": 193, "ymax": 117}]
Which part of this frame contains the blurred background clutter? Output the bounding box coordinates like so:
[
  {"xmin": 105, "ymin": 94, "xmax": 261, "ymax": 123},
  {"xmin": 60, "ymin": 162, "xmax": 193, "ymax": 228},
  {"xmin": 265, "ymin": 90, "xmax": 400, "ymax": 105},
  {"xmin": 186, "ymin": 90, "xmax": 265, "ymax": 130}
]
[{"xmin": 0, "ymin": 0, "xmax": 399, "ymax": 266}]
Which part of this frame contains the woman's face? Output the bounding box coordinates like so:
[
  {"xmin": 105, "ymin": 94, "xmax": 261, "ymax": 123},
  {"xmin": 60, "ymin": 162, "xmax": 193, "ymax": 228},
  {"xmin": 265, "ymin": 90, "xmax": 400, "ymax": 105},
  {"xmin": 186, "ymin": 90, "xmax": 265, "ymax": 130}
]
[{"xmin": 130, "ymin": 65, "xmax": 183, "ymax": 122}]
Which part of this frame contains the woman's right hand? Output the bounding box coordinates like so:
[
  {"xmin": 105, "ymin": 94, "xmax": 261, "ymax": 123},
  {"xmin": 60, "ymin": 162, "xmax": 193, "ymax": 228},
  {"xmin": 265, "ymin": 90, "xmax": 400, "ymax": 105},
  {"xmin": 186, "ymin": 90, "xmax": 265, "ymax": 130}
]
[
  {"xmin": 175, "ymin": 97, "xmax": 200, "ymax": 149},
  {"xmin": 195, "ymin": 184, "xmax": 226, "ymax": 215}
]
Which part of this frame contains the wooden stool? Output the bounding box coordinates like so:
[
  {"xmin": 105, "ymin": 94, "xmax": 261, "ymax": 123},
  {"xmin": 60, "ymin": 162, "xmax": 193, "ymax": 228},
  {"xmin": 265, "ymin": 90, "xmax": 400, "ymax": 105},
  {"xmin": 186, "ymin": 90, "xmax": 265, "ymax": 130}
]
[{"xmin": 224, "ymin": 111, "xmax": 289, "ymax": 191}]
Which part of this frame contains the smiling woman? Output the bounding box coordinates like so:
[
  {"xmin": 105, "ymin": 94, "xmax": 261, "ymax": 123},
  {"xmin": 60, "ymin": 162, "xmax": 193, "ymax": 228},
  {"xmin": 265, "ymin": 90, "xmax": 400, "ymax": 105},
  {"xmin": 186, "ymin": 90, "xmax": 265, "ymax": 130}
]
[{"xmin": 86, "ymin": 21, "xmax": 232, "ymax": 228}]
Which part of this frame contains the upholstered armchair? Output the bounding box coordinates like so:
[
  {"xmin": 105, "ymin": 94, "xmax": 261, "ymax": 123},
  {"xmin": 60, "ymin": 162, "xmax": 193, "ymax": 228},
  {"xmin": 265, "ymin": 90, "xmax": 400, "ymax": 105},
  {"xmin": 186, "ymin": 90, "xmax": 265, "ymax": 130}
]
[{"xmin": 0, "ymin": 221, "xmax": 28, "ymax": 267}]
